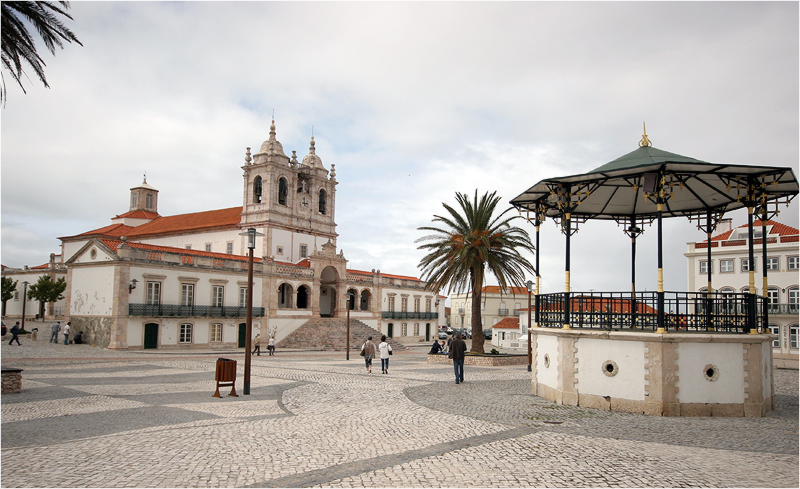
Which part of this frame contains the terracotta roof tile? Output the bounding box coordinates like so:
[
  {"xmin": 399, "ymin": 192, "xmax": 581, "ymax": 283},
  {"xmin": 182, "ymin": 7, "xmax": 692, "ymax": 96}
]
[
  {"xmin": 493, "ymin": 317, "xmax": 520, "ymax": 329},
  {"xmin": 99, "ymin": 238, "xmax": 261, "ymax": 263},
  {"xmin": 348, "ymin": 269, "xmax": 422, "ymax": 281},
  {"xmin": 708, "ymin": 220, "xmax": 798, "ymax": 242},
  {"xmin": 125, "ymin": 207, "xmax": 243, "ymax": 237},
  {"xmin": 481, "ymin": 286, "xmax": 529, "ymax": 295},
  {"xmin": 113, "ymin": 210, "xmax": 160, "ymax": 219},
  {"xmin": 62, "ymin": 223, "xmax": 135, "ymax": 239}
]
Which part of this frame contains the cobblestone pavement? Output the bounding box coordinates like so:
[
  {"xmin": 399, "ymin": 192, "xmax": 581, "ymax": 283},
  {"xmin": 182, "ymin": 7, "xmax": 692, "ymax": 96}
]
[{"xmin": 1, "ymin": 335, "xmax": 797, "ymax": 488}]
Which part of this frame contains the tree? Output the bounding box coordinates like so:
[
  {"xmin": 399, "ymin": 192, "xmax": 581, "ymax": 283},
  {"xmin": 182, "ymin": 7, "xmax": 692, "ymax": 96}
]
[
  {"xmin": 2, "ymin": 276, "xmax": 18, "ymax": 316},
  {"xmin": 1, "ymin": 1, "xmax": 82, "ymax": 104},
  {"xmin": 417, "ymin": 190, "xmax": 536, "ymax": 353},
  {"xmin": 27, "ymin": 275, "xmax": 66, "ymax": 318}
]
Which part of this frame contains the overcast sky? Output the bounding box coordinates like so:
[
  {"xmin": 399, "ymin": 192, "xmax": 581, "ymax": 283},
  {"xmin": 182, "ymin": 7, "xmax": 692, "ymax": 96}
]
[{"xmin": 2, "ymin": 1, "xmax": 798, "ymax": 299}]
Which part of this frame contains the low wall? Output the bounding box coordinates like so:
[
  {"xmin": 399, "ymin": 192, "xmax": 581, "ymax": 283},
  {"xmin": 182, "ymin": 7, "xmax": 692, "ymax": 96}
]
[
  {"xmin": 532, "ymin": 328, "xmax": 774, "ymax": 417},
  {"xmin": 427, "ymin": 353, "xmax": 527, "ymax": 366},
  {"xmin": 2, "ymin": 368, "xmax": 23, "ymax": 393}
]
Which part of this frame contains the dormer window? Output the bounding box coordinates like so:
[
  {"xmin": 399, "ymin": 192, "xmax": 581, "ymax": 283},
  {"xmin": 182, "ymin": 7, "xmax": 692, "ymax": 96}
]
[
  {"xmin": 131, "ymin": 193, "xmax": 138, "ymax": 209},
  {"xmin": 146, "ymin": 193, "xmax": 153, "ymax": 209},
  {"xmin": 253, "ymin": 176, "xmax": 262, "ymax": 203},
  {"xmin": 319, "ymin": 189, "xmax": 327, "ymax": 214}
]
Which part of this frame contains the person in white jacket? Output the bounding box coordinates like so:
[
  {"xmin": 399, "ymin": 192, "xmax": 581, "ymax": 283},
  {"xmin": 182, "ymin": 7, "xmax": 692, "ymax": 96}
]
[{"xmin": 378, "ymin": 335, "xmax": 393, "ymax": 374}]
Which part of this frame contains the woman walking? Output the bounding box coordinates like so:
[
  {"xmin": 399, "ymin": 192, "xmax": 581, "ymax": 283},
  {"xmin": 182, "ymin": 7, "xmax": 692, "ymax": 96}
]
[
  {"xmin": 378, "ymin": 335, "xmax": 393, "ymax": 374},
  {"xmin": 361, "ymin": 336, "xmax": 376, "ymax": 373}
]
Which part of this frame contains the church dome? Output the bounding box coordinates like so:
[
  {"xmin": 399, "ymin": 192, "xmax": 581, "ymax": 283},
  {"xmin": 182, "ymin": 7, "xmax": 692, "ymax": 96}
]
[
  {"xmin": 255, "ymin": 119, "xmax": 287, "ymax": 158},
  {"xmin": 301, "ymin": 136, "xmax": 325, "ymax": 169}
]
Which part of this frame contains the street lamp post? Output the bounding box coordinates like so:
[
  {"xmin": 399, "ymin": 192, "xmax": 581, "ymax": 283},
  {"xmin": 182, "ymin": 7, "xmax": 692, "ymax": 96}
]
[
  {"xmin": 239, "ymin": 227, "xmax": 263, "ymax": 395},
  {"xmin": 21, "ymin": 281, "xmax": 29, "ymax": 332},
  {"xmin": 346, "ymin": 291, "xmax": 353, "ymax": 360},
  {"xmin": 526, "ymin": 280, "xmax": 533, "ymax": 372}
]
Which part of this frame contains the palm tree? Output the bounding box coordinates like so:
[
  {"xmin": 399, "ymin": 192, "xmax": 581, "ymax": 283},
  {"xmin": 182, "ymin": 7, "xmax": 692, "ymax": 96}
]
[
  {"xmin": 1, "ymin": 1, "xmax": 82, "ymax": 104},
  {"xmin": 417, "ymin": 190, "xmax": 536, "ymax": 353}
]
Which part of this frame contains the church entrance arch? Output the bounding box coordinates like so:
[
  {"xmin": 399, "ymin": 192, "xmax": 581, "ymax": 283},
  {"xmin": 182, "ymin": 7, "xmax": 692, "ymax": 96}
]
[{"xmin": 319, "ymin": 266, "xmax": 339, "ymax": 317}]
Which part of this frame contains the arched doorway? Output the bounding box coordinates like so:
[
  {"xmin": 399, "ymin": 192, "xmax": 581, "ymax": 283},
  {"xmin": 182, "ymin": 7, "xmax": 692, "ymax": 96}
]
[
  {"xmin": 360, "ymin": 290, "xmax": 371, "ymax": 311},
  {"xmin": 297, "ymin": 285, "xmax": 309, "ymax": 309},
  {"xmin": 320, "ymin": 266, "xmax": 339, "ymax": 317},
  {"xmin": 144, "ymin": 323, "xmax": 159, "ymax": 349},
  {"xmin": 278, "ymin": 283, "xmax": 293, "ymax": 309}
]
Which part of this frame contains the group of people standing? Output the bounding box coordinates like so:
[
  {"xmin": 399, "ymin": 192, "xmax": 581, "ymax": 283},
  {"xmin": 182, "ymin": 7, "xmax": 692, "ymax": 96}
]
[
  {"xmin": 6, "ymin": 320, "xmax": 82, "ymax": 346},
  {"xmin": 360, "ymin": 335, "xmax": 393, "ymax": 374},
  {"xmin": 251, "ymin": 333, "xmax": 275, "ymax": 356}
]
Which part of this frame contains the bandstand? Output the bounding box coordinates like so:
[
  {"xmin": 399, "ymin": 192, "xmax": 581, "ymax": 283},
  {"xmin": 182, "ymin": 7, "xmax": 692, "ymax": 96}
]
[{"xmin": 510, "ymin": 129, "xmax": 798, "ymax": 417}]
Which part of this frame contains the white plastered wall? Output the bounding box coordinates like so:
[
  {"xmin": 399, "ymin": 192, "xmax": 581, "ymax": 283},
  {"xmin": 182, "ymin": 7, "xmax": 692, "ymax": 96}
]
[
  {"xmin": 70, "ymin": 266, "xmax": 115, "ymax": 316},
  {"xmin": 676, "ymin": 342, "xmax": 745, "ymax": 403},
  {"xmin": 536, "ymin": 334, "xmax": 559, "ymax": 388},
  {"xmin": 576, "ymin": 337, "xmax": 646, "ymax": 401}
]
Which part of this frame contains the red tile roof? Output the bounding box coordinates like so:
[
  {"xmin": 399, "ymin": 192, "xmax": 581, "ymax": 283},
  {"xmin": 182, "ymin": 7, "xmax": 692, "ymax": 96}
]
[
  {"xmin": 493, "ymin": 317, "xmax": 520, "ymax": 329},
  {"xmin": 348, "ymin": 269, "xmax": 422, "ymax": 281},
  {"xmin": 62, "ymin": 223, "xmax": 135, "ymax": 240},
  {"xmin": 98, "ymin": 238, "xmax": 262, "ymax": 263},
  {"xmin": 124, "ymin": 207, "xmax": 243, "ymax": 237},
  {"xmin": 708, "ymin": 220, "xmax": 798, "ymax": 242},
  {"xmin": 113, "ymin": 210, "xmax": 160, "ymax": 219},
  {"xmin": 481, "ymin": 286, "xmax": 529, "ymax": 295}
]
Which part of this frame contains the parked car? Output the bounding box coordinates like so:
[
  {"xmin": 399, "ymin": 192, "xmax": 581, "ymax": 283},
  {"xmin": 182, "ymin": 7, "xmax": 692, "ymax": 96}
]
[
  {"xmin": 483, "ymin": 329, "xmax": 492, "ymax": 340},
  {"xmin": 437, "ymin": 330, "xmax": 448, "ymax": 339}
]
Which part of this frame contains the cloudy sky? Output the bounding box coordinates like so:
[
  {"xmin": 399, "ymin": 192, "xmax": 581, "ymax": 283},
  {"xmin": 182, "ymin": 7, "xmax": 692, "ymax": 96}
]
[{"xmin": 2, "ymin": 1, "xmax": 798, "ymax": 298}]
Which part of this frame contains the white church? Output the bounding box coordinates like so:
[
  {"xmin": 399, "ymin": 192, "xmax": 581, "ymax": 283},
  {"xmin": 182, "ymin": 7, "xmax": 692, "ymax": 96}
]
[{"xmin": 12, "ymin": 120, "xmax": 444, "ymax": 350}]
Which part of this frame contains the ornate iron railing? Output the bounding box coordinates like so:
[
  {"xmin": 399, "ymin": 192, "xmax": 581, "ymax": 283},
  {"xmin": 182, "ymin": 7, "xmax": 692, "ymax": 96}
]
[
  {"xmin": 381, "ymin": 311, "xmax": 438, "ymax": 320},
  {"xmin": 536, "ymin": 291, "xmax": 765, "ymax": 333},
  {"xmin": 129, "ymin": 303, "xmax": 265, "ymax": 318}
]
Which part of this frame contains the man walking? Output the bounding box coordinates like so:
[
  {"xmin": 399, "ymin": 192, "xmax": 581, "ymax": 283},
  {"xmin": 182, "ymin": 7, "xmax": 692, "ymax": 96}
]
[
  {"xmin": 50, "ymin": 321, "xmax": 61, "ymax": 343},
  {"xmin": 63, "ymin": 322, "xmax": 71, "ymax": 345},
  {"xmin": 449, "ymin": 333, "xmax": 467, "ymax": 384},
  {"xmin": 8, "ymin": 321, "xmax": 21, "ymax": 346}
]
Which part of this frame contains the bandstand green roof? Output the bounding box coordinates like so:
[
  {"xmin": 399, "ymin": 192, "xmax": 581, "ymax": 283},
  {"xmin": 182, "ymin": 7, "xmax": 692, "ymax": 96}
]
[{"xmin": 511, "ymin": 144, "xmax": 799, "ymax": 220}]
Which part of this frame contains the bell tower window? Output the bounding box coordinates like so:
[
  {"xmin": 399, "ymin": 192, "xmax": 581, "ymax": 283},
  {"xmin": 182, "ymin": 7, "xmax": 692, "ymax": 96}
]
[
  {"xmin": 253, "ymin": 176, "xmax": 262, "ymax": 203},
  {"xmin": 319, "ymin": 189, "xmax": 327, "ymax": 214},
  {"xmin": 146, "ymin": 193, "xmax": 154, "ymax": 209},
  {"xmin": 278, "ymin": 177, "xmax": 288, "ymax": 205}
]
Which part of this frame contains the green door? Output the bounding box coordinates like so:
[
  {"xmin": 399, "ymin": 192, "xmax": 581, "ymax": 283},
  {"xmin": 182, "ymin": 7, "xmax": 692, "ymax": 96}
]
[
  {"xmin": 425, "ymin": 323, "xmax": 430, "ymax": 342},
  {"xmin": 144, "ymin": 323, "xmax": 158, "ymax": 349},
  {"xmin": 238, "ymin": 323, "xmax": 247, "ymax": 348},
  {"xmin": 387, "ymin": 323, "xmax": 393, "ymax": 338}
]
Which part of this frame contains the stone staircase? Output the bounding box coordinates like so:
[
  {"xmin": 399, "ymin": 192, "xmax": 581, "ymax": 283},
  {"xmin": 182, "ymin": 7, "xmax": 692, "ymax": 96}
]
[{"xmin": 277, "ymin": 318, "xmax": 406, "ymax": 351}]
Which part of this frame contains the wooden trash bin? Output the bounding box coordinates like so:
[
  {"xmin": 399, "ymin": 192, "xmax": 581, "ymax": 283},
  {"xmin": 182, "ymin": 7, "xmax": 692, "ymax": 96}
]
[{"xmin": 212, "ymin": 358, "xmax": 238, "ymax": 398}]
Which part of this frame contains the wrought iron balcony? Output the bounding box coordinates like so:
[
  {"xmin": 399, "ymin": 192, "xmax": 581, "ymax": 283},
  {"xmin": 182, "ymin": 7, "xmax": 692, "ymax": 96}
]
[
  {"xmin": 129, "ymin": 303, "xmax": 265, "ymax": 318},
  {"xmin": 381, "ymin": 311, "xmax": 438, "ymax": 320},
  {"xmin": 498, "ymin": 308, "xmax": 509, "ymax": 316},
  {"xmin": 767, "ymin": 303, "xmax": 800, "ymax": 315}
]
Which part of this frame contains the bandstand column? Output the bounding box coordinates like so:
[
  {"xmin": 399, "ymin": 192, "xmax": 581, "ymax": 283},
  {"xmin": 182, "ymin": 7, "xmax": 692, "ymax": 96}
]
[
  {"xmin": 563, "ymin": 212, "xmax": 571, "ymax": 329},
  {"xmin": 761, "ymin": 209, "xmax": 769, "ymax": 333},
  {"xmin": 656, "ymin": 189, "xmax": 666, "ymax": 334},
  {"xmin": 747, "ymin": 204, "xmax": 757, "ymax": 334}
]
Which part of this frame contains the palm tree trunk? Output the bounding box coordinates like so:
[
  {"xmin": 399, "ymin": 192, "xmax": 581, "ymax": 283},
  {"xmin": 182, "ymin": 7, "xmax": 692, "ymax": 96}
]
[{"xmin": 470, "ymin": 267, "xmax": 485, "ymax": 353}]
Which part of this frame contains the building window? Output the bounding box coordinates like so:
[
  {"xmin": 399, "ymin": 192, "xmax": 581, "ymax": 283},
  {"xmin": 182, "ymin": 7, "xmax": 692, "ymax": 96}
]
[
  {"xmin": 212, "ymin": 285, "xmax": 224, "ymax": 307},
  {"xmin": 277, "ymin": 246, "xmax": 284, "ymax": 255},
  {"xmin": 205, "ymin": 243, "xmax": 212, "ymax": 252},
  {"xmin": 401, "ymin": 297, "xmax": 408, "ymax": 312},
  {"xmin": 401, "ymin": 323, "xmax": 407, "ymax": 336},
  {"xmin": 226, "ymin": 242, "xmax": 233, "ymax": 254},
  {"xmin": 131, "ymin": 193, "xmax": 138, "ymax": 209},
  {"xmin": 414, "ymin": 298, "xmax": 420, "ymax": 313},
  {"xmin": 791, "ymin": 326, "xmax": 798, "ymax": 350},
  {"xmin": 388, "ymin": 296, "xmax": 395, "ymax": 312},
  {"xmin": 146, "ymin": 193, "xmax": 153, "ymax": 209},
  {"xmin": 185, "ymin": 245, "xmax": 192, "ymax": 250},
  {"xmin": 414, "ymin": 323, "xmax": 419, "ymax": 336},
  {"xmin": 788, "ymin": 256, "xmax": 798, "ymax": 270},
  {"xmin": 253, "ymin": 176, "xmax": 262, "ymax": 203},
  {"xmin": 299, "ymin": 244, "xmax": 308, "ymax": 258},
  {"xmin": 319, "ymin": 189, "xmax": 327, "ymax": 214},
  {"xmin": 720, "ymin": 259, "xmax": 734, "ymax": 273},
  {"xmin": 700, "ymin": 261, "xmax": 712, "ymax": 274},
  {"xmin": 239, "ymin": 287, "xmax": 247, "ymax": 308},
  {"xmin": 742, "ymin": 258, "xmax": 754, "ymax": 272},
  {"xmin": 788, "ymin": 288, "xmax": 799, "ymax": 312},
  {"xmin": 210, "ymin": 323, "xmax": 222, "ymax": 343},
  {"xmin": 769, "ymin": 325, "xmax": 781, "ymax": 348},
  {"xmin": 766, "ymin": 257, "xmax": 779, "ymax": 271},
  {"xmin": 179, "ymin": 323, "xmax": 193, "ymax": 343},
  {"xmin": 181, "ymin": 284, "xmax": 194, "ymax": 306},
  {"xmin": 14, "ymin": 291, "xmax": 18, "ymax": 301},
  {"xmin": 278, "ymin": 177, "xmax": 288, "ymax": 205},
  {"xmin": 767, "ymin": 288, "xmax": 780, "ymax": 305},
  {"xmin": 426, "ymin": 298, "xmax": 431, "ymax": 313},
  {"xmin": 146, "ymin": 282, "xmax": 161, "ymax": 305}
]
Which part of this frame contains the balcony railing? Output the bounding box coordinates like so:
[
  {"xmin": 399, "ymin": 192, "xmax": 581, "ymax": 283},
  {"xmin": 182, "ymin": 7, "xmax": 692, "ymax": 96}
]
[
  {"xmin": 381, "ymin": 311, "xmax": 438, "ymax": 320},
  {"xmin": 498, "ymin": 308, "xmax": 509, "ymax": 316},
  {"xmin": 536, "ymin": 291, "xmax": 765, "ymax": 333},
  {"xmin": 767, "ymin": 303, "xmax": 800, "ymax": 315},
  {"xmin": 129, "ymin": 303, "xmax": 265, "ymax": 318}
]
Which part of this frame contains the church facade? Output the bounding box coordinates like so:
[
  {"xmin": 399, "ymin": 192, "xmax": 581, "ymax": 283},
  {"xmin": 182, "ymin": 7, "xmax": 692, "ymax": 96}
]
[{"xmin": 50, "ymin": 121, "xmax": 443, "ymax": 350}]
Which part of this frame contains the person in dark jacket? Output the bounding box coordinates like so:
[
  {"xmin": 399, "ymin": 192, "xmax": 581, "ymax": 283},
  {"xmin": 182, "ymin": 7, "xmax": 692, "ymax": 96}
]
[
  {"xmin": 448, "ymin": 333, "xmax": 467, "ymax": 384},
  {"xmin": 429, "ymin": 339, "xmax": 442, "ymax": 354},
  {"xmin": 8, "ymin": 321, "xmax": 21, "ymax": 346}
]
